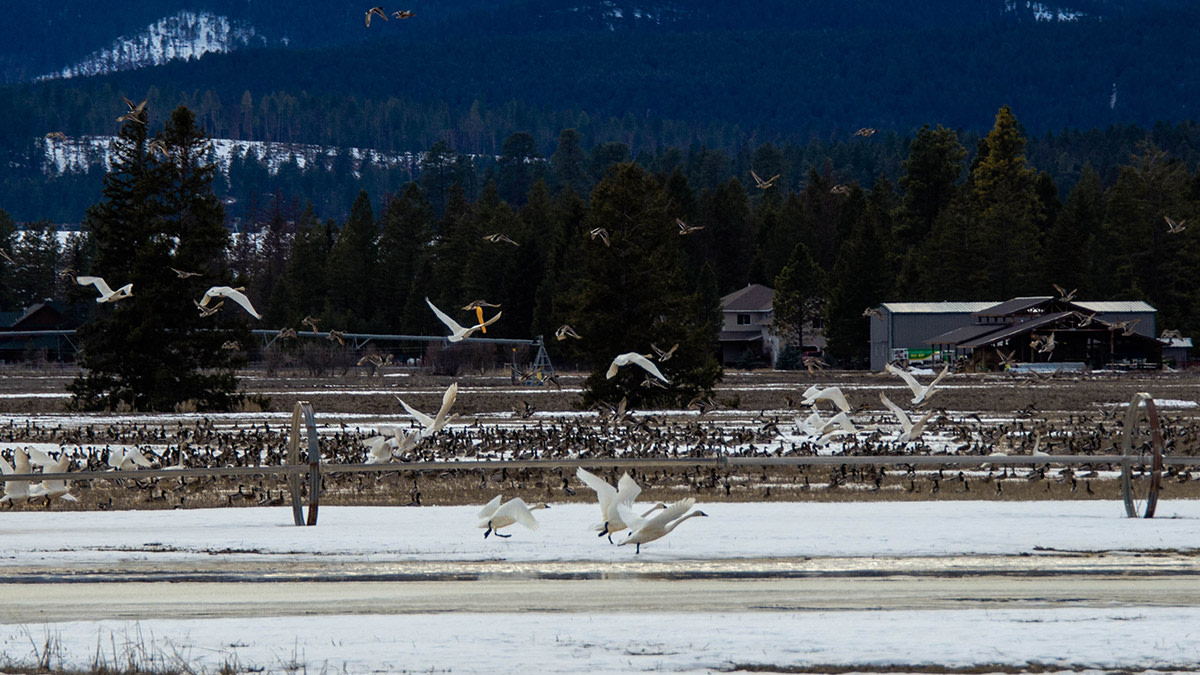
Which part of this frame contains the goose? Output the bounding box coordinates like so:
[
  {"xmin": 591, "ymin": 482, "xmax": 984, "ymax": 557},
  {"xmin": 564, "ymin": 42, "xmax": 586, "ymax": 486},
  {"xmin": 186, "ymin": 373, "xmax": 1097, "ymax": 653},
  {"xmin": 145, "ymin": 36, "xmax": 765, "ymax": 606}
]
[
  {"xmin": 803, "ymin": 356, "xmax": 826, "ymax": 374},
  {"xmin": 302, "ymin": 315, "xmax": 320, "ymax": 333},
  {"xmin": 0, "ymin": 448, "xmax": 32, "ymax": 505},
  {"xmin": 676, "ymin": 218, "xmax": 704, "ymax": 235},
  {"xmin": 577, "ymin": 468, "xmax": 658, "ymax": 542},
  {"xmin": 1052, "ymin": 284, "xmax": 1077, "ymax": 302},
  {"xmin": 365, "ymin": 6, "xmax": 387, "ymax": 26},
  {"xmin": 800, "ymin": 385, "xmax": 851, "ymax": 413},
  {"xmin": 482, "ymin": 233, "xmax": 519, "ymax": 246},
  {"xmin": 555, "ymin": 324, "xmax": 583, "ymax": 341},
  {"xmin": 194, "ymin": 299, "xmax": 222, "ymax": 317},
  {"xmin": 77, "ymin": 276, "xmax": 133, "ymax": 303},
  {"xmin": 589, "ymin": 227, "xmax": 611, "ymax": 246},
  {"xmin": 221, "ymin": 340, "xmax": 241, "ymax": 351},
  {"xmin": 750, "ymin": 170, "xmax": 779, "ymax": 190},
  {"xmin": 327, "ymin": 329, "xmax": 346, "ymax": 346},
  {"xmin": 200, "ymin": 286, "xmax": 261, "ymax": 319},
  {"xmin": 107, "ymin": 448, "xmax": 154, "ymax": 471},
  {"xmin": 879, "ymin": 393, "xmax": 934, "ymax": 444},
  {"xmin": 426, "ymin": 297, "xmax": 501, "ymax": 342},
  {"xmin": 1165, "ymin": 216, "xmax": 1186, "ymax": 234},
  {"xmin": 853, "ymin": 127, "xmax": 879, "ymax": 137},
  {"xmin": 616, "ymin": 498, "xmax": 707, "ymax": 554},
  {"xmin": 829, "ymin": 184, "xmax": 851, "ymax": 195},
  {"xmin": 44, "ymin": 131, "xmax": 67, "ymax": 141},
  {"xmin": 477, "ymin": 495, "xmax": 548, "ymax": 538},
  {"xmin": 650, "ymin": 342, "xmax": 678, "ymax": 362},
  {"xmin": 395, "ymin": 382, "xmax": 458, "ymax": 436},
  {"xmin": 862, "ymin": 307, "xmax": 884, "ymax": 320},
  {"xmin": 25, "ymin": 448, "xmax": 77, "ymax": 504},
  {"xmin": 171, "ymin": 267, "xmax": 201, "ymax": 279},
  {"xmin": 392, "ymin": 9, "xmax": 415, "ymax": 18},
  {"xmin": 606, "ymin": 352, "xmax": 669, "ymax": 383},
  {"xmin": 884, "ymin": 363, "xmax": 949, "ymax": 406},
  {"xmin": 117, "ymin": 97, "xmax": 148, "ymax": 125},
  {"xmin": 461, "ymin": 300, "xmax": 501, "ymax": 311}
]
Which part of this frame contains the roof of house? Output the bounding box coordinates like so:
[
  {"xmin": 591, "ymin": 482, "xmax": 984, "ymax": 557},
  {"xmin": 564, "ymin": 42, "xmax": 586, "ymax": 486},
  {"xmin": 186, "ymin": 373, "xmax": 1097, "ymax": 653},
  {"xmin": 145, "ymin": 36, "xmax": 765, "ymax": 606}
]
[
  {"xmin": 974, "ymin": 297, "xmax": 1054, "ymax": 317},
  {"xmin": 721, "ymin": 284, "xmax": 774, "ymax": 312},
  {"xmin": 958, "ymin": 311, "xmax": 1073, "ymax": 348},
  {"xmin": 1162, "ymin": 337, "xmax": 1193, "ymax": 348},
  {"xmin": 1074, "ymin": 300, "xmax": 1157, "ymax": 314},
  {"xmin": 880, "ymin": 301, "xmax": 998, "ymax": 314}
]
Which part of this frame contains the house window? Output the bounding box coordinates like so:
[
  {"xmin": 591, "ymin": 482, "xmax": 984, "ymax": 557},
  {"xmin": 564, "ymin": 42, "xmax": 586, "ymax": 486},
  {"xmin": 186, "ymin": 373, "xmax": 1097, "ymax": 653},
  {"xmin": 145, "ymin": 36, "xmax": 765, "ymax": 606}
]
[{"xmin": 737, "ymin": 313, "xmax": 751, "ymax": 326}]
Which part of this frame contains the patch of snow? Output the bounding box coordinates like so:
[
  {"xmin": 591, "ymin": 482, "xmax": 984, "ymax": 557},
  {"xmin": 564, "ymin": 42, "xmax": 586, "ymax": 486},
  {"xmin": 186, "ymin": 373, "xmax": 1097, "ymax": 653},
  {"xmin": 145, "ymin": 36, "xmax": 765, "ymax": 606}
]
[
  {"xmin": 1003, "ymin": 0, "xmax": 1085, "ymax": 22},
  {"xmin": 39, "ymin": 12, "xmax": 265, "ymax": 81}
]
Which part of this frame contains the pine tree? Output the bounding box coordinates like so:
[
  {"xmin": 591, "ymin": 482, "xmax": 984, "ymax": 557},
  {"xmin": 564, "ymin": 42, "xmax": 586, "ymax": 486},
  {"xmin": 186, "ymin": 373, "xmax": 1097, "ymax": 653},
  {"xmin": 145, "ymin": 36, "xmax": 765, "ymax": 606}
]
[
  {"xmin": 376, "ymin": 183, "xmax": 433, "ymax": 331},
  {"xmin": 70, "ymin": 105, "xmax": 245, "ymax": 411},
  {"xmin": 551, "ymin": 129, "xmax": 590, "ymax": 196},
  {"xmin": 497, "ymin": 132, "xmax": 538, "ymax": 206},
  {"xmin": 896, "ymin": 125, "xmax": 966, "ymax": 250},
  {"xmin": 772, "ymin": 243, "xmax": 824, "ymax": 349},
  {"xmin": 270, "ymin": 204, "xmax": 330, "ymax": 326},
  {"xmin": 326, "ymin": 190, "xmax": 379, "ymax": 330},
  {"xmin": 562, "ymin": 163, "xmax": 721, "ymax": 406},
  {"xmin": 10, "ymin": 220, "xmax": 61, "ymax": 309},
  {"xmin": 0, "ymin": 209, "xmax": 16, "ymax": 309}
]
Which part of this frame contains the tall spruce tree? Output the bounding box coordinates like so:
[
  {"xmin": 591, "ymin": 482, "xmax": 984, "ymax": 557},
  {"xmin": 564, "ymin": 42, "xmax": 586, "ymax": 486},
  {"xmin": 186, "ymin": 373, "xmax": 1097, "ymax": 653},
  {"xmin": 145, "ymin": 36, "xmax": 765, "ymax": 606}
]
[
  {"xmin": 563, "ymin": 163, "xmax": 721, "ymax": 406},
  {"xmin": 376, "ymin": 183, "xmax": 432, "ymax": 331},
  {"xmin": 325, "ymin": 190, "xmax": 379, "ymax": 330},
  {"xmin": 70, "ymin": 105, "xmax": 245, "ymax": 411},
  {"xmin": 0, "ymin": 209, "xmax": 17, "ymax": 309},
  {"xmin": 772, "ymin": 243, "xmax": 824, "ymax": 350}
]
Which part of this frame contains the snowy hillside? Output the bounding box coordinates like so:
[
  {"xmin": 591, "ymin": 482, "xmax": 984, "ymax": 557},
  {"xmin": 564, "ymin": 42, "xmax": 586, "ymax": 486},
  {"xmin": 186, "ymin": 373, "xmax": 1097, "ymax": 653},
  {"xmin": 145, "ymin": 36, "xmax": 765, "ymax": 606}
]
[
  {"xmin": 40, "ymin": 135, "xmax": 421, "ymax": 179},
  {"xmin": 38, "ymin": 11, "xmax": 266, "ymax": 81},
  {"xmin": 1004, "ymin": 0, "xmax": 1086, "ymax": 21}
]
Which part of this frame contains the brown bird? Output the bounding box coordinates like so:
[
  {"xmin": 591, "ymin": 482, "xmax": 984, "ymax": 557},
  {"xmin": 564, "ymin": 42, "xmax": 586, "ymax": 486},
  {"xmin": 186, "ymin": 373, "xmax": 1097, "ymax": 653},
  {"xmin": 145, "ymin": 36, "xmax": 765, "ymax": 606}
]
[
  {"xmin": 750, "ymin": 170, "xmax": 780, "ymax": 190},
  {"xmin": 1052, "ymin": 284, "xmax": 1077, "ymax": 302},
  {"xmin": 854, "ymin": 127, "xmax": 879, "ymax": 137},
  {"xmin": 194, "ymin": 299, "xmax": 222, "ymax": 317},
  {"xmin": 555, "ymin": 325, "xmax": 583, "ymax": 341},
  {"xmin": 302, "ymin": 315, "xmax": 320, "ymax": 334},
  {"xmin": 278, "ymin": 327, "xmax": 298, "ymax": 339},
  {"xmin": 327, "ymin": 330, "xmax": 346, "ymax": 346},
  {"xmin": 829, "ymin": 184, "xmax": 851, "ymax": 195},
  {"xmin": 589, "ymin": 228, "xmax": 611, "ymax": 247},
  {"xmin": 392, "ymin": 9, "xmax": 415, "ymax": 18},
  {"xmin": 44, "ymin": 131, "xmax": 67, "ymax": 141},
  {"xmin": 221, "ymin": 341, "xmax": 241, "ymax": 351},
  {"xmin": 462, "ymin": 300, "xmax": 501, "ymax": 311},
  {"xmin": 1165, "ymin": 216, "xmax": 1187, "ymax": 234},
  {"xmin": 862, "ymin": 307, "xmax": 884, "ymax": 320},
  {"xmin": 117, "ymin": 97, "xmax": 148, "ymax": 125},
  {"xmin": 651, "ymin": 342, "xmax": 679, "ymax": 362},
  {"xmin": 170, "ymin": 267, "xmax": 201, "ymax": 279},
  {"xmin": 483, "ymin": 233, "xmax": 519, "ymax": 246},
  {"xmin": 676, "ymin": 218, "xmax": 704, "ymax": 235},
  {"xmin": 365, "ymin": 6, "xmax": 388, "ymax": 26}
]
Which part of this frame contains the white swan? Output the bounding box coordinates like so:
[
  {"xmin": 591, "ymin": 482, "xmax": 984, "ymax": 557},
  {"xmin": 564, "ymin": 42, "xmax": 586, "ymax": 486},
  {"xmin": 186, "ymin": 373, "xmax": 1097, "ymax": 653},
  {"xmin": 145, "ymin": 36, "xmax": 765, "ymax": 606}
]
[
  {"xmin": 395, "ymin": 382, "xmax": 458, "ymax": 436},
  {"xmin": 363, "ymin": 426, "xmax": 422, "ymax": 463},
  {"xmin": 199, "ymin": 286, "xmax": 261, "ymax": 319},
  {"xmin": 616, "ymin": 498, "xmax": 707, "ymax": 554},
  {"xmin": 107, "ymin": 448, "xmax": 154, "ymax": 471},
  {"xmin": 0, "ymin": 448, "xmax": 32, "ymax": 505},
  {"xmin": 795, "ymin": 410, "xmax": 857, "ymax": 445},
  {"xmin": 25, "ymin": 448, "xmax": 77, "ymax": 503},
  {"xmin": 576, "ymin": 468, "xmax": 665, "ymax": 542},
  {"xmin": 800, "ymin": 385, "xmax": 851, "ymax": 412},
  {"xmin": 606, "ymin": 352, "xmax": 669, "ymax": 383},
  {"xmin": 879, "ymin": 392, "xmax": 935, "ymax": 444},
  {"xmin": 477, "ymin": 495, "xmax": 549, "ymax": 538},
  {"xmin": 76, "ymin": 276, "xmax": 132, "ymax": 303},
  {"xmin": 884, "ymin": 363, "xmax": 949, "ymax": 405},
  {"xmin": 426, "ymin": 297, "xmax": 501, "ymax": 342}
]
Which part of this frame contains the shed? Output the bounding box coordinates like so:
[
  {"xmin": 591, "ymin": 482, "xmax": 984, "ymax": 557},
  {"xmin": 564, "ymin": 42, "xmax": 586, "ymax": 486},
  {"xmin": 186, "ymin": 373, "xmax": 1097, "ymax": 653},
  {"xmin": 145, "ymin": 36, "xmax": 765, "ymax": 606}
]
[{"xmin": 868, "ymin": 302, "xmax": 997, "ymax": 371}]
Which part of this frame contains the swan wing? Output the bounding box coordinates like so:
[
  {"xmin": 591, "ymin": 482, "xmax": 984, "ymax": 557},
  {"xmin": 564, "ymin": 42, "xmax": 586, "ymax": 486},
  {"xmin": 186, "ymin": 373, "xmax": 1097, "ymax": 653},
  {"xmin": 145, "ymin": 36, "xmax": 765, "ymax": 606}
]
[
  {"xmin": 615, "ymin": 471, "xmax": 643, "ymax": 505},
  {"xmin": 26, "ymin": 447, "xmax": 53, "ymax": 467},
  {"xmin": 824, "ymin": 411, "xmax": 857, "ymax": 435},
  {"xmin": 646, "ymin": 497, "xmax": 696, "ymax": 528},
  {"xmin": 129, "ymin": 450, "xmax": 153, "ymax": 468},
  {"xmin": 879, "ymin": 392, "xmax": 912, "ymax": 433},
  {"xmin": 605, "ymin": 359, "xmax": 621, "ymax": 379},
  {"xmin": 821, "ymin": 387, "xmax": 851, "ymax": 412},
  {"xmin": 627, "ymin": 353, "xmax": 669, "ymax": 382},
  {"xmin": 909, "ymin": 410, "xmax": 935, "ymax": 439},
  {"xmin": 220, "ymin": 288, "xmax": 262, "ymax": 319},
  {"xmin": 885, "ymin": 363, "xmax": 923, "ymax": 398},
  {"xmin": 576, "ymin": 467, "xmax": 617, "ymax": 513},
  {"xmin": 77, "ymin": 276, "xmax": 113, "ymax": 296},
  {"xmin": 14, "ymin": 448, "xmax": 29, "ymax": 473},
  {"xmin": 495, "ymin": 498, "xmax": 540, "ymax": 530},
  {"xmin": 923, "ymin": 365, "xmax": 950, "ymax": 396},
  {"xmin": 432, "ymin": 383, "xmax": 458, "ymax": 431},
  {"xmin": 800, "ymin": 384, "xmax": 821, "ymax": 403},
  {"xmin": 426, "ymin": 297, "xmax": 465, "ymax": 334},
  {"xmin": 477, "ymin": 494, "xmax": 503, "ymax": 519},
  {"xmin": 0, "ymin": 455, "xmax": 12, "ymax": 475},
  {"xmin": 395, "ymin": 396, "xmax": 436, "ymax": 432}
]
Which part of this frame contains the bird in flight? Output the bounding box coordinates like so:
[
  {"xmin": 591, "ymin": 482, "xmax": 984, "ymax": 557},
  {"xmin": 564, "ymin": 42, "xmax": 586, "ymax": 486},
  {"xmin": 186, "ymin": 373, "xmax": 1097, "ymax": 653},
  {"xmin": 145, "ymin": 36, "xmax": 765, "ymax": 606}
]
[
  {"xmin": 365, "ymin": 6, "xmax": 387, "ymax": 26},
  {"xmin": 76, "ymin": 276, "xmax": 133, "ymax": 303},
  {"xmin": 750, "ymin": 170, "xmax": 779, "ymax": 190},
  {"xmin": 194, "ymin": 299, "xmax": 222, "ymax": 317},
  {"xmin": 884, "ymin": 363, "xmax": 949, "ymax": 406},
  {"xmin": 676, "ymin": 219, "xmax": 704, "ymax": 235},
  {"xmin": 199, "ymin": 286, "xmax": 261, "ymax": 319},
  {"xmin": 461, "ymin": 300, "xmax": 501, "ymax": 311},
  {"xmin": 302, "ymin": 315, "xmax": 320, "ymax": 334},
  {"xmin": 117, "ymin": 97, "xmax": 148, "ymax": 125},
  {"xmin": 829, "ymin": 184, "xmax": 851, "ymax": 195},
  {"xmin": 556, "ymin": 325, "xmax": 583, "ymax": 341},
  {"xmin": 1052, "ymin": 284, "xmax": 1077, "ymax": 302},
  {"xmin": 606, "ymin": 352, "xmax": 669, "ymax": 383},
  {"xmin": 651, "ymin": 342, "xmax": 678, "ymax": 362},
  {"xmin": 44, "ymin": 132, "xmax": 67, "ymax": 141},
  {"xmin": 171, "ymin": 267, "xmax": 201, "ymax": 279},
  {"xmin": 1165, "ymin": 216, "xmax": 1186, "ymax": 234},
  {"xmin": 854, "ymin": 128, "xmax": 879, "ymax": 137},
  {"xmin": 392, "ymin": 9, "xmax": 415, "ymax": 18},
  {"xmin": 483, "ymin": 233, "xmax": 519, "ymax": 246},
  {"xmin": 589, "ymin": 228, "xmax": 611, "ymax": 247},
  {"xmin": 426, "ymin": 297, "xmax": 501, "ymax": 342},
  {"xmin": 327, "ymin": 329, "xmax": 346, "ymax": 346}
]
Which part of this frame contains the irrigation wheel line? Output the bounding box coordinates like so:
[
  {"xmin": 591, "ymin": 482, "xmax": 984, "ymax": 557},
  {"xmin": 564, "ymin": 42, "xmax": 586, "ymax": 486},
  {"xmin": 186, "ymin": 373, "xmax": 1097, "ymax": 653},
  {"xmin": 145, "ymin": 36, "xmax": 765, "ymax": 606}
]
[
  {"xmin": 1120, "ymin": 392, "xmax": 1165, "ymax": 519},
  {"xmin": 287, "ymin": 401, "xmax": 321, "ymax": 526}
]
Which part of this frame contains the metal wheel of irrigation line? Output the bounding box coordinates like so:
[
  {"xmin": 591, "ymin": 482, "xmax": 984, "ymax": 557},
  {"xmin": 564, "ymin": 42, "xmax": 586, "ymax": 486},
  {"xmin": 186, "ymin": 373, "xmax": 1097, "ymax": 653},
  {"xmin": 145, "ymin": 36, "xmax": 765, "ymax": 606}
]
[
  {"xmin": 287, "ymin": 401, "xmax": 321, "ymax": 526},
  {"xmin": 1120, "ymin": 392, "xmax": 1165, "ymax": 519}
]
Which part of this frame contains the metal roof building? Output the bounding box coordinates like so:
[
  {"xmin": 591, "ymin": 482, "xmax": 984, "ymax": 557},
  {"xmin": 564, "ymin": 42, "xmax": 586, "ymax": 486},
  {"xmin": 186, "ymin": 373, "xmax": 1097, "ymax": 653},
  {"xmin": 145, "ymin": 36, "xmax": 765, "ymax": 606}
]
[{"xmin": 868, "ymin": 302, "xmax": 997, "ymax": 371}]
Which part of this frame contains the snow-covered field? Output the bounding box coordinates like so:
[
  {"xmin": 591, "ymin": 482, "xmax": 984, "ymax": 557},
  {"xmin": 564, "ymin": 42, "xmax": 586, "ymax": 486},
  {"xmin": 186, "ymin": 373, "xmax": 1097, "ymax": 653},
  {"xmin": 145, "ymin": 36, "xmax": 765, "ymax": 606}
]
[{"xmin": 2, "ymin": 501, "xmax": 1199, "ymax": 673}]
